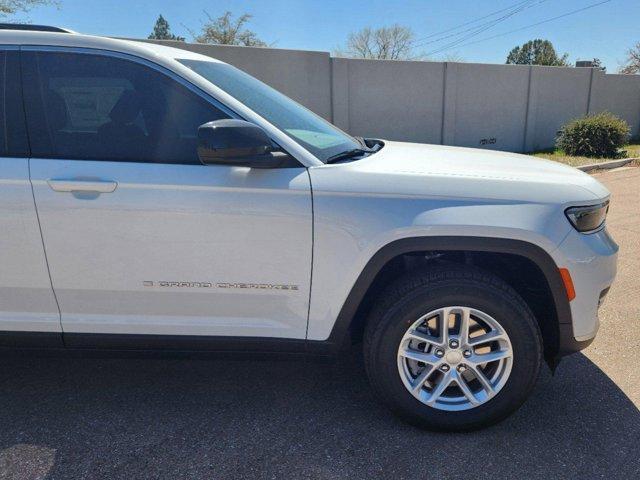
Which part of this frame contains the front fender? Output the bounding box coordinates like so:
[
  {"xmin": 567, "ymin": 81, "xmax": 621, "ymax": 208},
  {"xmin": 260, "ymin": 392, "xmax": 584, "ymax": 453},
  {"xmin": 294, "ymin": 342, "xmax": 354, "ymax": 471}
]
[
  {"xmin": 307, "ymin": 193, "xmax": 571, "ymax": 342},
  {"xmin": 309, "ymin": 236, "xmax": 571, "ymax": 352}
]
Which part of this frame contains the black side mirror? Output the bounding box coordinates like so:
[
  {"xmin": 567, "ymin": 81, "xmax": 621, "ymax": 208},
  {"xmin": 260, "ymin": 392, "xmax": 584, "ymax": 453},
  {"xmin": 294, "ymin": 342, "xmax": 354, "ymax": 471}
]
[{"xmin": 197, "ymin": 119, "xmax": 284, "ymax": 168}]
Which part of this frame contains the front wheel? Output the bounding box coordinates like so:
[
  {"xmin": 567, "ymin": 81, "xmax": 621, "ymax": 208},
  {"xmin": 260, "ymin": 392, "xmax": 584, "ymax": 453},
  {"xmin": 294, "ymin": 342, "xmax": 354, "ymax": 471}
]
[{"xmin": 363, "ymin": 267, "xmax": 542, "ymax": 431}]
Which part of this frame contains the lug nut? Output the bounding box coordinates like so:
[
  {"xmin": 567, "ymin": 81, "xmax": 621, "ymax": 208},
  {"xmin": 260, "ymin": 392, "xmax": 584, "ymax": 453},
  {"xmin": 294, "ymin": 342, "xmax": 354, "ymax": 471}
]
[
  {"xmin": 463, "ymin": 350, "xmax": 472, "ymax": 358},
  {"xmin": 449, "ymin": 340, "xmax": 459, "ymax": 349},
  {"xmin": 440, "ymin": 364, "xmax": 450, "ymax": 372},
  {"xmin": 435, "ymin": 349, "xmax": 445, "ymax": 358},
  {"xmin": 457, "ymin": 365, "xmax": 467, "ymax": 373}
]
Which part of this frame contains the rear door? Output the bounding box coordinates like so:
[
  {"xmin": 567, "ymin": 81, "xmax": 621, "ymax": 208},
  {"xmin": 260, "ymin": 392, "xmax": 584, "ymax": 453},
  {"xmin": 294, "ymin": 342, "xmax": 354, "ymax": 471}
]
[
  {"xmin": 0, "ymin": 47, "xmax": 61, "ymax": 345},
  {"xmin": 22, "ymin": 48, "xmax": 312, "ymax": 346}
]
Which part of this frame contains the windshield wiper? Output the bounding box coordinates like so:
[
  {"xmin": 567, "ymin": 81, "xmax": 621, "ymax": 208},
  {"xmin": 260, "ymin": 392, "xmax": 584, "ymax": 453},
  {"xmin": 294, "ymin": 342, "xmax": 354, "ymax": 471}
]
[
  {"xmin": 355, "ymin": 136, "xmax": 383, "ymax": 152},
  {"xmin": 325, "ymin": 148, "xmax": 373, "ymax": 164}
]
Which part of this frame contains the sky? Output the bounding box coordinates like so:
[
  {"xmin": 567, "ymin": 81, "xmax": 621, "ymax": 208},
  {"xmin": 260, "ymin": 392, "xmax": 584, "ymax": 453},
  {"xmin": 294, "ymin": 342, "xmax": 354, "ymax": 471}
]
[{"xmin": 12, "ymin": 0, "xmax": 640, "ymax": 72}]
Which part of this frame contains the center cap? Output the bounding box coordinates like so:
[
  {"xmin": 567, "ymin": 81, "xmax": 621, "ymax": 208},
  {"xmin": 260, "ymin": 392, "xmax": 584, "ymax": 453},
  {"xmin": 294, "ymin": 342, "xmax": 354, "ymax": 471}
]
[{"xmin": 445, "ymin": 350, "xmax": 463, "ymax": 364}]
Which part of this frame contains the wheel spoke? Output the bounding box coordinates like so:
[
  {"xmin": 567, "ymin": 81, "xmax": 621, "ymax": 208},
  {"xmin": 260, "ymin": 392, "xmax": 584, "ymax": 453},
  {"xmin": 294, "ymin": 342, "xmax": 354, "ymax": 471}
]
[
  {"xmin": 458, "ymin": 307, "xmax": 471, "ymax": 344},
  {"xmin": 399, "ymin": 348, "xmax": 440, "ymax": 366},
  {"xmin": 406, "ymin": 329, "xmax": 443, "ymax": 349},
  {"xmin": 469, "ymin": 348, "xmax": 512, "ymax": 366},
  {"xmin": 455, "ymin": 372, "xmax": 480, "ymax": 406},
  {"xmin": 468, "ymin": 329, "xmax": 506, "ymax": 347},
  {"xmin": 411, "ymin": 366, "xmax": 434, "ymax": 393},
  {"xmin": 471, "ymin": 366, "xmax": 495, "ymax": 398},
  {"xmin": 426, "ymin": 371, "xmax": 453, "ymax": 406},
  {"xmin": 438, "ymin": 308, "xmax": 450, "ymax": 345}
]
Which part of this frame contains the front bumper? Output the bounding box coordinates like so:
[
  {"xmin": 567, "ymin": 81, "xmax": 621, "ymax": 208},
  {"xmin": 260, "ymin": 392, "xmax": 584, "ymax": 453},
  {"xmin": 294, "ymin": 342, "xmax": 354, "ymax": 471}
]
[{"xmin": 553, "ymin": 227, "xmax": 618, "ymax": 355}]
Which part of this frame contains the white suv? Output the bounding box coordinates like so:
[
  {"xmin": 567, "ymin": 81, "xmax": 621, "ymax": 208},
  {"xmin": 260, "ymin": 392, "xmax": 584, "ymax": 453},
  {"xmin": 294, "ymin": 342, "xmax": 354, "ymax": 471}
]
[{"xmin": 0, "ymin": 27, "xmax": 618, "ymax": 431}]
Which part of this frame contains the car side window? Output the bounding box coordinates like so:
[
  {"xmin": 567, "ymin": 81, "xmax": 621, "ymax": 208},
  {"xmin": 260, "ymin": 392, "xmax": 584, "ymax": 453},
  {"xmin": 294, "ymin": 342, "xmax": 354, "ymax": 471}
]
[
  {"xmin": 21, "ymin": 50, "xmax": 230, "ymax": 164},
  {"xmin": 0, "ymin": 50, "xmax": 29, "ymax": 157}
]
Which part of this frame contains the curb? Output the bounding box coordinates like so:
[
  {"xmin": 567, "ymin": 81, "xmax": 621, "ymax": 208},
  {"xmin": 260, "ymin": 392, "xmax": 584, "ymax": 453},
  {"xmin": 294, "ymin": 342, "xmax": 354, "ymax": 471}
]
[{"xmin": 578, "ymin": 157, "xmax": 638, "ymax": 172}]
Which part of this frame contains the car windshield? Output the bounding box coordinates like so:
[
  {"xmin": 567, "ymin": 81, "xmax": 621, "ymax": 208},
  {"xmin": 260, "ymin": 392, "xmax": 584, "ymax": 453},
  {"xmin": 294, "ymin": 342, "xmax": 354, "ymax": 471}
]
[{"xmin": 178, "ymin": 59, "xmax": 361, "ymax": 163}]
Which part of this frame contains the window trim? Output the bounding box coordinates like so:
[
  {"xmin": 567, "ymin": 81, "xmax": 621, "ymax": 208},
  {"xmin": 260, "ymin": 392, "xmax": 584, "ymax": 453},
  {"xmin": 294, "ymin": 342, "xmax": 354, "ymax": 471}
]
[{"xmin": 0, "ymin": 45, "xmax": 29, "ymax": 158}]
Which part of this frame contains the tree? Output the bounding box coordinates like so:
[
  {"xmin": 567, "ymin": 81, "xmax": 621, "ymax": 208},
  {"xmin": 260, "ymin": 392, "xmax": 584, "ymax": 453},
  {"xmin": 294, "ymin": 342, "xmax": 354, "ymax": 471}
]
[
  {"xmin": 442, "ymin": 52, "xmax": 466, "ymax": 63},
  {"xmin": 505, "ymin": 39, "xmax": 570, "ymax": 66},
  {"xmin": 0, "ymin": 0, "xmax": 52, "ymax": 17},
  {"xmin": 337, "ymin": 25, "xmax": 415, "ymax": 60},
  {"xmin": 148, "ymin": 14, "xmax": 184, "ymax": 41},
  {"xmin": 620, "ymin": 42, "xmax": 640, "ymax": 74},
  {"xmin": 591, "ymin": 58, "xmax": 606, "ymax": 72},
  {"xmin": 194, "ymin": 11, "xmax": 266, "ymax": 47}
]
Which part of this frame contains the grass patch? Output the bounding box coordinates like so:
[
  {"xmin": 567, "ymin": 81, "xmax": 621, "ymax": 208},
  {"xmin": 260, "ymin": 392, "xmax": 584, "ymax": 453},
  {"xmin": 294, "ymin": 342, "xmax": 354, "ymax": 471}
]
[{"xmin": 532, "ymin": 143, "xmax": 640, "ymax": 167}]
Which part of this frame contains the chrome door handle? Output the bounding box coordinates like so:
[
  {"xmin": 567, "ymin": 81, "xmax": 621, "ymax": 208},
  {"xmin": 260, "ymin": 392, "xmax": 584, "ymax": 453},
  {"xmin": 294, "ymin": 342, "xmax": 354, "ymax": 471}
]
[{"xmin": 47, "ymin": 179, "xmax": 118, "ymax": 193}]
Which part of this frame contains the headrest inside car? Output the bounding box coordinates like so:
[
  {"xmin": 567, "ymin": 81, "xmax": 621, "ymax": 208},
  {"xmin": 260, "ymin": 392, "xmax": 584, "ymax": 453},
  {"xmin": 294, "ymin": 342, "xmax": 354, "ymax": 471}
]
[{"xmin": 109, "ymin": 90, "xmax": 143, "ymax": 124}]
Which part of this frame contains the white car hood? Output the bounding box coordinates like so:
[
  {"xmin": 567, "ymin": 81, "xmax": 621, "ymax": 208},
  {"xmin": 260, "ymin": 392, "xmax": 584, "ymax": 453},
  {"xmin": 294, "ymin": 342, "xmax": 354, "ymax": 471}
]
[{"xmin": 314, "ymin": 141, "xmax": 610, "ymax": 204}]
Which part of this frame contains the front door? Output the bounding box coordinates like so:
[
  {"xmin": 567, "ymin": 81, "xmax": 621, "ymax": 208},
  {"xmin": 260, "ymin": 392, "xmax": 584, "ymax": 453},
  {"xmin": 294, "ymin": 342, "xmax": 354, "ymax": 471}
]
[{"xmin": 22, "ymin": 49, "xmax": 312, "ymax": 344}]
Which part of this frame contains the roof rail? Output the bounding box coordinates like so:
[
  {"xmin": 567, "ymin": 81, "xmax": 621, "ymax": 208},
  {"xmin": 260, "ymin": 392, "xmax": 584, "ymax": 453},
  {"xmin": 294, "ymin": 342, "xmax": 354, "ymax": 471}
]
[{"xmin": 0, "ymin": 23, "xmax": 75, "ymax": 33}]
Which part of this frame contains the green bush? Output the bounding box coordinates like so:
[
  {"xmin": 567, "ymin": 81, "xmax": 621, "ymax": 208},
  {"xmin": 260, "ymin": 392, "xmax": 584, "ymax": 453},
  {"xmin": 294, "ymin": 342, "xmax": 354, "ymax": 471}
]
[{"xmin": 556, "ymin": 112, "xmax": 630, "ymax": 158}]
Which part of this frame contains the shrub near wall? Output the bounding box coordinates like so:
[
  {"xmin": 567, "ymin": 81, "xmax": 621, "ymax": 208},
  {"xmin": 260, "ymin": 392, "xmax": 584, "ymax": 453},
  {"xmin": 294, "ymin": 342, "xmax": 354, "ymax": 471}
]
[{"xmin": 556, "ymin": 112, "xmax": 630, "ymax": 158}]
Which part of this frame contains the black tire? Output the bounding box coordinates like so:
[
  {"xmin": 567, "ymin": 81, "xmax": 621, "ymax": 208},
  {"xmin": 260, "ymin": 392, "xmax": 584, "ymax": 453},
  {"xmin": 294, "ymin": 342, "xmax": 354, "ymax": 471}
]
[{"xmin": 363, "ymin": 266, "xmax": 542, "ymax": 432}]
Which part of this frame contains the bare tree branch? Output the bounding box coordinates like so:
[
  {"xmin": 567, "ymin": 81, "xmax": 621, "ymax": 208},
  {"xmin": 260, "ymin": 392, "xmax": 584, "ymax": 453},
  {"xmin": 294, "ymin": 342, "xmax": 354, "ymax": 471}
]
[
  {"xmin": 194, "ymin": 11, "xmax": 267, "ymax": 47},
  {"xmin": 619, "ymin": 42, "xmax": 640, "ymax": 74},
  {"xmin": 337, "ymin": 25, "xmax": 415, "ymax": 60},
  {"xmin": 0, "ymin": 0, "xmax": 53, "ymax": 17}
]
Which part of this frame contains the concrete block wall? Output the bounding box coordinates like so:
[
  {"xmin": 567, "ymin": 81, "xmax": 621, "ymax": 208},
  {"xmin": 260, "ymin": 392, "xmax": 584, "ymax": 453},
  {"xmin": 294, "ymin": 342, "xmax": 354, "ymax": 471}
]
[
  {"xmin": 525, "ymin": 66, "xmax": 593, "ymax": 151},
  {"xmin": 142, "ymin": 39, "xmax": 640, "ymax": 153},
  {"xmin": 589, "ymin": 71, "xmax": 640, "ymax": 138},
  {"xmin": 332, "ymin": 58, "xmax": 445, "ymax": 145},
  {"xmin": 443, "ymin": 62, "xmax": 530, "ymax": 152}
]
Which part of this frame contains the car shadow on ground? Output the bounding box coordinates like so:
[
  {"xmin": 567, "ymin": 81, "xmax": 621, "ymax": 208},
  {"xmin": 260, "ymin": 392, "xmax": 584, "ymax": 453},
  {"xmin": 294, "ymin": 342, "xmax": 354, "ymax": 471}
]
[{"xmin": 0, "ymin": 350, "xmax": 637, "ymax": 480}]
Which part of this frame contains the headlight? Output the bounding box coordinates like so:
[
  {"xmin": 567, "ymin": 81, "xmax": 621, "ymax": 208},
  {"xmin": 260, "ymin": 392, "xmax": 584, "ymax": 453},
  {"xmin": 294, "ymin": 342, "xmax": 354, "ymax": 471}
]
[{"xmin": 565, "ymin": 201, "xmax": 609, "ymax": 233}]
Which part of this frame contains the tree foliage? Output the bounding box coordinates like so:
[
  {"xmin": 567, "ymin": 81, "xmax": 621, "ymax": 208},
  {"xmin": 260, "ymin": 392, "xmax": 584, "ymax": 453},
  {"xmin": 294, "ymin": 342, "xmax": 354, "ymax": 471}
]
[
  {"xmin": 591, "ymin": 58, "xmax": 607, "ymax": 73},
  {"xmin": 0, "ymin": 0, "xmax": 52, "ymax": 17},
  {"xmin": 590, "ymin": 58, "xmax": 606, "ymax": 72},
  {"xmin": 337, "ymin": 25, "xmax": 415, "ymax": 60},
  {"xmin": 194, "ymin": 11, "xmax": 266, "ymax": 47},
  {"xmin": 506, "ymin": 39, "xmax": 569, "ymax": 66},
  {"xmin": 148, "ymin": 14, "xmax": 184, "ymax": 41},
  {"xmin": 619, "ymin": 41, "xmax": 640, "ymax": 74}
]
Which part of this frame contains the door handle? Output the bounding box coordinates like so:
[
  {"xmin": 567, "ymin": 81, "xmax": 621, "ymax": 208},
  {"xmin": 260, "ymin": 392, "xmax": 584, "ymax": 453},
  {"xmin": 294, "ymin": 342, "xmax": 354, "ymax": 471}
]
[{"xmin": 47, "ymin": 179, "xmax": 118, "ymax": 193}]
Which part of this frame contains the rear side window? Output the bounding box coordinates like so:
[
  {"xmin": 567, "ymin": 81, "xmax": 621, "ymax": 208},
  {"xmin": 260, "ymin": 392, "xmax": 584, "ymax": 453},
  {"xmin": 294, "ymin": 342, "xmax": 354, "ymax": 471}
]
[
  {"xmin": 0, "ymin": 50, "xmax": 29, "ymax": 157},
  {"xmin": 21, "ymin": 50, "xmax": 230, "ymax": 164}
]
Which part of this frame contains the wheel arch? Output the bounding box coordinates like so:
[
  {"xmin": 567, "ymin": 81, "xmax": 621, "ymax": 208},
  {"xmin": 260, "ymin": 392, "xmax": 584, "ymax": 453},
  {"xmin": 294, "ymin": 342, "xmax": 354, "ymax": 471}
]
[{"xmin": 319, "ymin": 236, "xmax": 572, "ymax": 360}]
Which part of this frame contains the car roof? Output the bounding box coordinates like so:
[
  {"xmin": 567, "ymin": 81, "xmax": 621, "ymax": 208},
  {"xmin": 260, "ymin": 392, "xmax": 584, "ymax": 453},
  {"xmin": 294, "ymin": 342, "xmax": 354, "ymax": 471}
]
[{"xmin": 0, "ymin": 30, "xmax": 224, "ymax": 64}]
